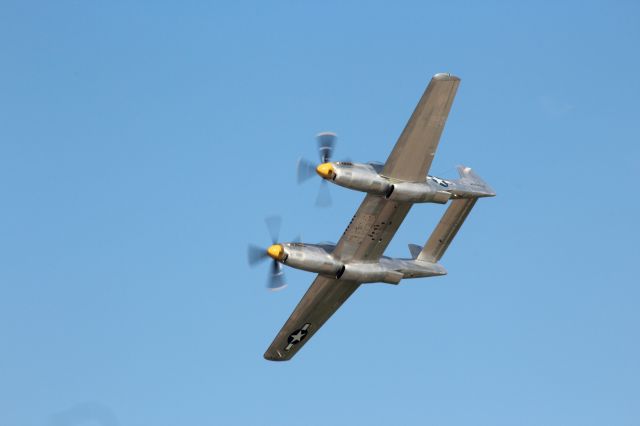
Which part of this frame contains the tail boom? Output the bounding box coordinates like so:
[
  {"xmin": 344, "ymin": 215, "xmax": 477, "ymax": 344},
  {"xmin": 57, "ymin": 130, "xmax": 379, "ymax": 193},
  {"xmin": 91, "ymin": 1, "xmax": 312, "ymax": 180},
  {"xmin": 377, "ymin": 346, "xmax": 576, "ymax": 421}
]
[{"xmin": 417, "ymin": 198, "xmax": 477, "ymax": 263}]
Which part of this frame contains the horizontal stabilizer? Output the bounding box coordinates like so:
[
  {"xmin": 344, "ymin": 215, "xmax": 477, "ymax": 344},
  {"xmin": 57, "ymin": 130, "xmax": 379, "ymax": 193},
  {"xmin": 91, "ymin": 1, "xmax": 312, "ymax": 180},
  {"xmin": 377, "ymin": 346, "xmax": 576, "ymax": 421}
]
[
  {"xmin": 418, "ymin": 198, "xmax": 477, "ymax": 263},
  {"xmin": 456, "ymin": 165, "xmax": 495, "ymax": 197}
]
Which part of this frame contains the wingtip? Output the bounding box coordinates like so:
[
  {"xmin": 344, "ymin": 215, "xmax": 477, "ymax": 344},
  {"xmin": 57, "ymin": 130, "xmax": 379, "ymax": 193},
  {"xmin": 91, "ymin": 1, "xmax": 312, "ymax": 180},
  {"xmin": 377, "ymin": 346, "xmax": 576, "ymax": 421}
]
[
  {"xmin": 433, "ymin": 72, "xmax": 460, "ymax": 81},
  {"xmin": 264, "ymin": 351, "xmax": 289, "ymax": 361}
]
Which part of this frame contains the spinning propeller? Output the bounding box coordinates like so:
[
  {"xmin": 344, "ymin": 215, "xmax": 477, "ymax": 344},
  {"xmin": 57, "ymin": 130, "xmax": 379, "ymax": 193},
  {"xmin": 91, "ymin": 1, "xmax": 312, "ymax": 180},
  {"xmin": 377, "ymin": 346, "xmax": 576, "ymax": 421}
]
[
  {"xmin": 297, "ymin": 132, "xmax": 337, "ymax": 207},
  {"xmin": 247, "ymin": 216, "xmax": 295, "ymax": 291}
]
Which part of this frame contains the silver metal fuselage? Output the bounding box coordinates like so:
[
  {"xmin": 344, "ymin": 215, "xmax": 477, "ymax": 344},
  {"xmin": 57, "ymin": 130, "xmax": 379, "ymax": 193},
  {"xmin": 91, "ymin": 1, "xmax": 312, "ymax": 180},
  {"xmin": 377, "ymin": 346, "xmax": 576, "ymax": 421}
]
[
  {"xmin": 278, "ymin": 242, "xmax": 446, "ymax": 285},
  {"xmin": 327, "ymin": 162, "xmax": 493, "ymax": 202}
]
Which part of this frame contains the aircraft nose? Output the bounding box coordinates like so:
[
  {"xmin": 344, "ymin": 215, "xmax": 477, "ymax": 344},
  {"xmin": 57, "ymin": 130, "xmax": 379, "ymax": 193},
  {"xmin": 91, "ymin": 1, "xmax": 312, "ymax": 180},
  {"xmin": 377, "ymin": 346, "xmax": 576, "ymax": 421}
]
[
  {"xmin": 316, "ymin": 163, "xmax": 335, "ymax": 179},
  {"xmin": 267, "ymin": 244, "xmax": 286, "ymax": 261}
]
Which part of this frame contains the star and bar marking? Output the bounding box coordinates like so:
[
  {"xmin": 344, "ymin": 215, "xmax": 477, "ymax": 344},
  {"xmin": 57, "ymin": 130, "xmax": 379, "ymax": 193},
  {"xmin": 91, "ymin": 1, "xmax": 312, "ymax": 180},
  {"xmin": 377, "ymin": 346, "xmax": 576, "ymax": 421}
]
[{"xmin": 284, "ymin": 323, "xmax": 311, "ymax": 351}]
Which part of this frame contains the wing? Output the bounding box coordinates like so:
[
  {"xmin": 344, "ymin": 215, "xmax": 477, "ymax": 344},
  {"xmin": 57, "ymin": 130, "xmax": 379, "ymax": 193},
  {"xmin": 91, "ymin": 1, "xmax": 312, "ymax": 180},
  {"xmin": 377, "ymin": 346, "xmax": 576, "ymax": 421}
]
[
  {"xmin": 332, "ymin": 194, "xmax": 412, "ymax": 262},
  {"xmin": 264, "ymin": 275, "xmax": 359, "ymax": 361},
  {"xmin": 381, "ymin": 73, "xmax": 460, "ymax": 182},
  {"xmin": 264, "ymin": 195, "xmax": 413, "ymax": 361}
]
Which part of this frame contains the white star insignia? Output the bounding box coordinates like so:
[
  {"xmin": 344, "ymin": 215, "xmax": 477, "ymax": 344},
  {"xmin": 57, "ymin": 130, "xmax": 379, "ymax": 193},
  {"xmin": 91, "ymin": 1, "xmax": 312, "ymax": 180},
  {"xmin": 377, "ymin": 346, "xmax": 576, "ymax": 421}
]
[{"xmin": 290, "ymin": 330, "xmax": 305, "ymax": 343}]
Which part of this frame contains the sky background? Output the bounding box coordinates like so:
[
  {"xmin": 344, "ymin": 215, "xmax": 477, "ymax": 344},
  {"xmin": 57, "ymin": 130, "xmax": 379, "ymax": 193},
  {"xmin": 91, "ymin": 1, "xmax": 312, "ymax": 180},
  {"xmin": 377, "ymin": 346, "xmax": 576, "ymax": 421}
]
[{"xmin": 1, "ymin": 1, "xmax": 639, "ymax": 425}]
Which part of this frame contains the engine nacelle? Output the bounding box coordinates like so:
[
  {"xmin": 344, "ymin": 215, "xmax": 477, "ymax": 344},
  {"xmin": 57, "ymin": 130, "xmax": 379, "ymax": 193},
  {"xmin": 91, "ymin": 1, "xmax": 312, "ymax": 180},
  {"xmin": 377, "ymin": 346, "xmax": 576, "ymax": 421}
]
[
  {"xmin": 328, "ymin": 162, "xmax": 450, "ymax": 204},
  {"xmin": 331, "ymin": 162, "xmax": 392, "ymax": 196},
  {"xmin": 385, "ymin": 181, "xmax": 450, "ymax": 204},
  {"xmin": 282, "ymin": 243, "xmax": 343, "ymax": 276},
  {"xmin": 336, "ymin": 263, "xmax": 403, "ymax": 284},
  {"xmin": 281, "ymin": 243, "xmax": 407, "ymax": 284}
]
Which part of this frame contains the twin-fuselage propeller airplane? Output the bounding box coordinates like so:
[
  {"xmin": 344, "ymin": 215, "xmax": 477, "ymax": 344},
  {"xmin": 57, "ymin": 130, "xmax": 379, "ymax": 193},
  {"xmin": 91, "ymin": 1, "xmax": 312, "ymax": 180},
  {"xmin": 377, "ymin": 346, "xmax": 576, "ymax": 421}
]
[{"xmin": 249, "ymin": 73, "xmax": 495, "ymax": 361}]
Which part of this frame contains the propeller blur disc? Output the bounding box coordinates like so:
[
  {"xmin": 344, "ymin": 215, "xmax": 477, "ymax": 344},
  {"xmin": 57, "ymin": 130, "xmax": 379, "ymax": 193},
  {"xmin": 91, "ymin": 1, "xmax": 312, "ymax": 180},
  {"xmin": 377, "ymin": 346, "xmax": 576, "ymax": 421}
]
[
  {"xmin": 296, "ymin": 158, "xmax": 317, "ymax": 183},
  {"xmin": 264, "ymin": 215, "xmax": 282, "ymax": 244},
  {"xmin": 316, "ymin": 179, "xmax": 332, "ymax": 207},
  {"xmin": 268, "ymin": 260, "xmax": 286, "ymax": 291},
  {"xmin": 248, "ymin": 244, "xmax": 269, "ymax": 266},
  {"xmin": 316, "ymin": 132, "xmax": 336, "ymax": 163},
  {"xmin": 248, "ymin": 216, "xmax": 289, "ymax": 291}
]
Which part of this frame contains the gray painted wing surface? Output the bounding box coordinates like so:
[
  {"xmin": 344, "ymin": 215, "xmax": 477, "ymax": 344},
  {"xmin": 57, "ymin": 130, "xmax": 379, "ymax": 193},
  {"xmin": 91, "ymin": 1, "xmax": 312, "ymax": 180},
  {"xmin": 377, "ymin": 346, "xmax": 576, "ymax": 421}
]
[
  {"xmin": 381, "ymin": 73, "xmax": 460, "ymax": 182},
  {"xmin": 265, "ymin": 195, "xmax": 413, "ymax": 360},
  {"xmin": 264, "ymin": 275, "xmax": 359, "ymax": 361},
  {"xmin": 333, "ymin": 194, "xmax": 412, "ymax": 262}
]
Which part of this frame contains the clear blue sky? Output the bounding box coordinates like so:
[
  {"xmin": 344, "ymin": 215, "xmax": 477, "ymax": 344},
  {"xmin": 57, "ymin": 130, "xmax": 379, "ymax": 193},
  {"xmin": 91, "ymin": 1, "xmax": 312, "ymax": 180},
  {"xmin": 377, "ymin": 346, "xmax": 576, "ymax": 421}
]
[{"xmin": 1, "ymin": 1, "xmax": 639, "ymax": 425}]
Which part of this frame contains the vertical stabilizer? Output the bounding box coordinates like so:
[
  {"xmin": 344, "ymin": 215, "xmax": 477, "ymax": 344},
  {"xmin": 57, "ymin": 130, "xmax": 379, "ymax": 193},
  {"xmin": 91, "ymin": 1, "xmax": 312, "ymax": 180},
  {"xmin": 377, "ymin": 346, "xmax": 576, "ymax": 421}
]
[{"xmin": 408, "ymin": 244, "xmax": 422, "ymax": 259}]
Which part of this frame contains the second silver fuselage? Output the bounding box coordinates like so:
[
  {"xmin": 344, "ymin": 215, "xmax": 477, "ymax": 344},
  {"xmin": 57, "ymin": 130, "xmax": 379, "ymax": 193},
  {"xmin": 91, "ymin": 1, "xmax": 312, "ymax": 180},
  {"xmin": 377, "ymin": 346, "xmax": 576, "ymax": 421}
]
[{"xmin": 278, "ymin": 242, "xmax": 446, "ymax": 285}]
